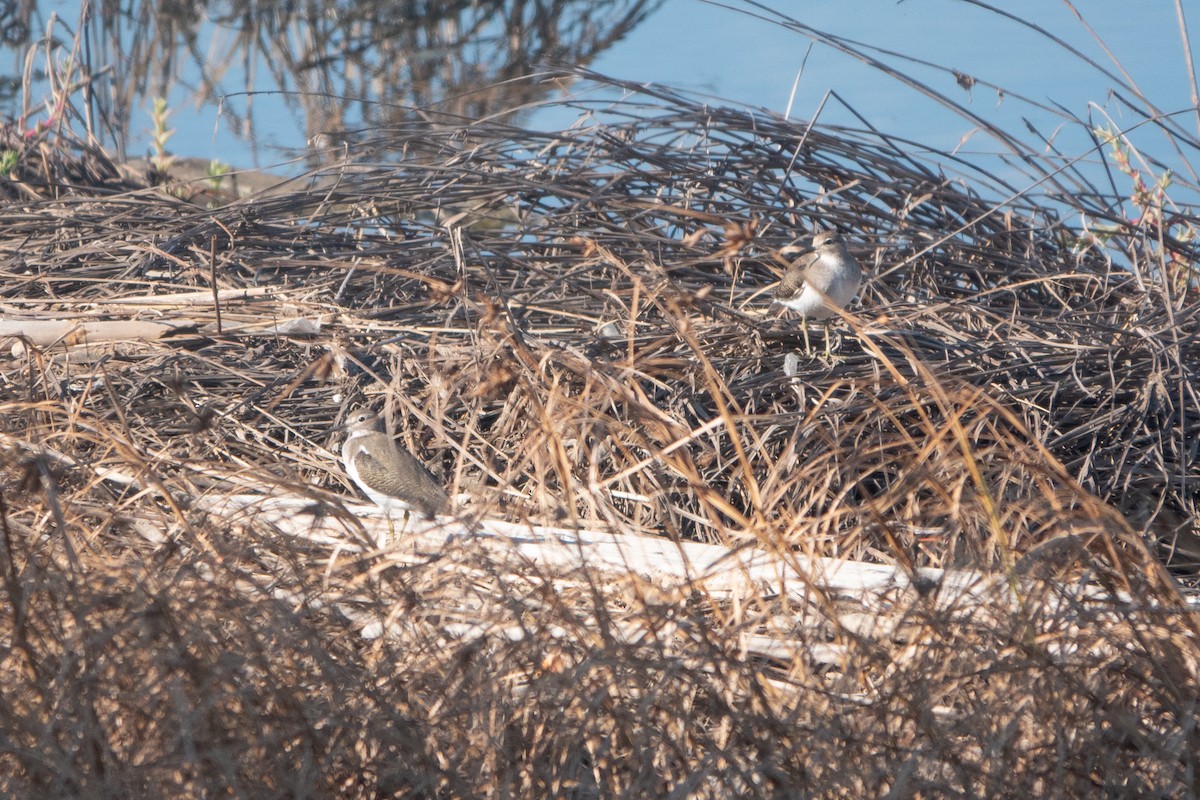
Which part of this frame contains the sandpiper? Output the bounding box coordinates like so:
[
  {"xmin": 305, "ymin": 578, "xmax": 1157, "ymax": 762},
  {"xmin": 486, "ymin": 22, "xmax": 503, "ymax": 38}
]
[
  {"xmin": 774, "ymin": 230, "xmax": 862, "ymax": 354},
  {"xmin": 338, "ymin": 407, "xmax": 450, "ymax": 522}
]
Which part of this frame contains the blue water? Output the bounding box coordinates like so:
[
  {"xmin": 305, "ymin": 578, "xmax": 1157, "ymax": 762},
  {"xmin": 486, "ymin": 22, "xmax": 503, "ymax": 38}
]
[
  {"xmin": 547, "ymin": 0, "xmax": 1195, "ymax": 203},
  {"xmin": 10, "ymin": 0, "xmax": 1197, "ymax": 206}
]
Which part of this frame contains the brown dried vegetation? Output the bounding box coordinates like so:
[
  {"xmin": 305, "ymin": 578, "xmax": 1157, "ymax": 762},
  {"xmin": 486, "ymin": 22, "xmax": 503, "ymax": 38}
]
[{"xmin": 1, "ymin": 77, "xmax": 1199, "ymax": 797}]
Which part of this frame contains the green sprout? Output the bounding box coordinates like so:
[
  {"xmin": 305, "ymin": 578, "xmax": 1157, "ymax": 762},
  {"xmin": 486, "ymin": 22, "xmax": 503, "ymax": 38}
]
[
  {"xmin": 150, "ymin": 97, "xmax": 175, "ymax": 173},
  {"xmin": 206, "ymin": 159, "xmax": 232, "ymax": 192},
  {"xmin": 0, "ymin": 150, "xmax": 18, "ymax": 179}
]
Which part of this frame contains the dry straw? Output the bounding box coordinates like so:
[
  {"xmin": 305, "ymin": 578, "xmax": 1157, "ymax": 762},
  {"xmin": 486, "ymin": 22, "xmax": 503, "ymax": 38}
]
[{"xmin": 1, "ymin": 67, "xmax": 1199, "ymax": 798}]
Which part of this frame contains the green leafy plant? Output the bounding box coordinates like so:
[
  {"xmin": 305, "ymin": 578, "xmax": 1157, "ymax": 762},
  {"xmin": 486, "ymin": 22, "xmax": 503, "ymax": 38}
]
[
  {"xmin": 206, "ymin": 159, "xmax": 231, "ymax": 192},
  {"xmin": 149, "ymin": 97, "xmax": 174, "ymax": 172},
  {"xmin": 0, "ymin": 150, "xmax": 17, "ymax": 179}
]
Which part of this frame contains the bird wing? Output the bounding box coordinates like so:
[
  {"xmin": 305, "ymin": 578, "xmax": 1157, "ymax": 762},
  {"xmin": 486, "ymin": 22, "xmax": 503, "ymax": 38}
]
[
  {"xmin": 354, "ymin": 443, "xmax": 449, "ymax": 517},
  {"xmin": 774, "ymin": 251, "xmax": 818, "ymax": 300},
  {"xmin": 352, "ymin": 445, "xmax": 395, "ymax": 487}
]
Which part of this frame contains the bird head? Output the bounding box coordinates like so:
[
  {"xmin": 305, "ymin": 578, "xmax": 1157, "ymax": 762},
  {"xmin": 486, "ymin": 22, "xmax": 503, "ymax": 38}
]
[
  {"xmin": 332, "ymin": 407, "xmax": 384, "ymax": 435},
  {"xmin": 779, "ymin": 229, "xmax": 843, "ymax": 259}
]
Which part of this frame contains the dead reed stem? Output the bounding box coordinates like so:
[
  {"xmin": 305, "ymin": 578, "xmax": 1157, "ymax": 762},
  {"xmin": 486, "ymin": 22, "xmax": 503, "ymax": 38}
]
[{"xmin": 1, "ymin": 75, "xmax": 1198, "ymax": 796}]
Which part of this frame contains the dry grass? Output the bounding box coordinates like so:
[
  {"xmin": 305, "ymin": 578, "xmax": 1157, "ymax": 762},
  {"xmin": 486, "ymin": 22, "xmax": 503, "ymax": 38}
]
[{"xmin": 2, "ymin": 62, "xmax": 1200, "ymax": 798}]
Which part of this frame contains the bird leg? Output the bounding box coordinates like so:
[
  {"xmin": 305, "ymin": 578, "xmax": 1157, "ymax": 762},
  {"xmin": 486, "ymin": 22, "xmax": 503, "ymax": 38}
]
[
  {"xmin": 377, "ymin": 511, "xmax": 405, "ymax": 547},
  {"xmin": 388, "ymin": 508, "xmax": 413, "ymax": 542}
]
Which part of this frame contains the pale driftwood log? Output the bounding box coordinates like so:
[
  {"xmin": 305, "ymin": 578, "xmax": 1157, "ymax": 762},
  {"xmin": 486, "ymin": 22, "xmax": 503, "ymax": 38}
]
[
  {"xmin": 198, "ymin": 492, "xmax": 1149, "ymax": 669},
  {"xmin": 93, "ymin": 287, "xmax": 281, "ymax": 307},
  {"xmin": 197, "ymin": 492, "xmax": 1101, "ymax": 609},
  {"xmin": 2, "ymin": 286, "xmax": 280, "ymax": 307},
  {"xmin": 0, "ymin": 314, "xmax": 322, "ymax": 348},
  {"xmin": 0, "ymin": 319, "xmax": 189, "ymax": 346}
]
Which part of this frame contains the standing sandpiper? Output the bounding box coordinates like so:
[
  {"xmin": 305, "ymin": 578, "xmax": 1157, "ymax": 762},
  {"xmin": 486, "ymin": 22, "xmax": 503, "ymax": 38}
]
[
  {"xmin": 339, "ymin": 407, "xmax": 450, "ymax": 522},
  {"xmin": 774, "ymin": 230, "xmax": 862, "ymax": 354}
]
